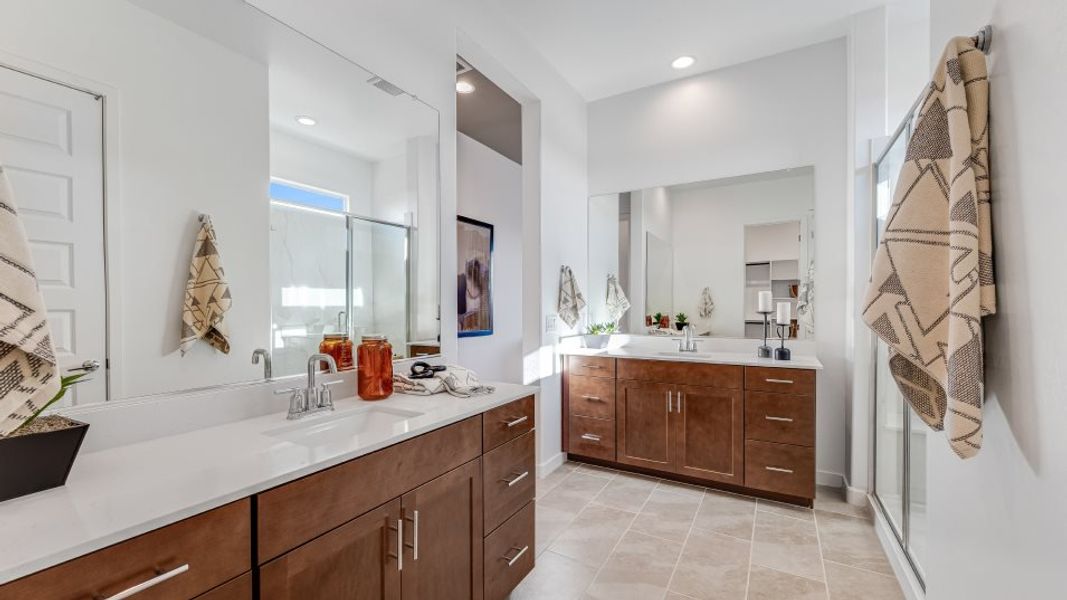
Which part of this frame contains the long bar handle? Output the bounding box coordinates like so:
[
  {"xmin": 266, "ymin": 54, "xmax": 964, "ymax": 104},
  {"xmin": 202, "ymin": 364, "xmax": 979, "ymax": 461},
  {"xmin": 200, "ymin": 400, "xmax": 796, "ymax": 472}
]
[
  {"xmin": 764, "ymin": 416, "xmax": 794, "ymax": 423},
  {"xmin": 764, "ymin": 378, "xmax": 794, "ymax": 385},
  {"xmin": 580, "ymin": 433, "xmax": 601, "ymax": 442},
  {"xmin": 403, "ymin": 510, "xmax": 419, "ymax": 561},
  {"xmin": 676, "ymin": 391, "xmax": 683, "ymax": 413},
  {"xmin": 581, "ymin": 364, "xmax": 604, "ymax": 369},
  {"xmin": 101, "ymin": 564, "xmax": 189, "ymax": 600},
  {"xmin": 501, "ymin": 471, "xmax": 530, "ymax": 487},
  {"xmin": 388, "ymin": 518, "xmax": 403, "ymax": 571},
  {"xmin": 581, "ymin": 395, "xmax": 602, "ymax": 402},
  {"xmin": 504, "ymin": 415, "xmax": 529, "ymax": 428},
  {"xmin": 667, "ymin": 390, "xmax": 673, "ymax": 413},
  {"xmin": 765, "ymin": 466, "xmax": 795, "ymax": 474},
  {"xmin": 503, "ymin": 545, "xmax": 530, "ymax": 567}
]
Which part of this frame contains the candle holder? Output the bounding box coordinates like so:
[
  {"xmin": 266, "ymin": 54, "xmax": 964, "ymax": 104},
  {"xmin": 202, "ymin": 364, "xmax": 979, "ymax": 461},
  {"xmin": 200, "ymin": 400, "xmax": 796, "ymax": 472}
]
[
  {"xmin": 774, "ymin": 323, "xmax": 792, "ymax": 361},
  {"xmin": 757, "ymin": 310, "xmax": 773, "ymax": 358}
]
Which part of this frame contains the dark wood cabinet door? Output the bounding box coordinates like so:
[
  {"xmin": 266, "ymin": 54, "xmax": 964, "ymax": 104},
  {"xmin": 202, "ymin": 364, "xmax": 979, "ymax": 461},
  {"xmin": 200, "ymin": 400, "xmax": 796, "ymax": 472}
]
[
  {"xmin": 616, "ymin": 380, "xmax": 674, "ymax": 470},
  {"xmin": 672, "ymin": 384, "xmax": 744, "ymax": 485},
  {"xmin": 401, "ymin": 459, "xmax": 484, "ymax": 600},
  {"xmin": 259, "ymin": 499, "xmax": 402, "ymax": 600}
]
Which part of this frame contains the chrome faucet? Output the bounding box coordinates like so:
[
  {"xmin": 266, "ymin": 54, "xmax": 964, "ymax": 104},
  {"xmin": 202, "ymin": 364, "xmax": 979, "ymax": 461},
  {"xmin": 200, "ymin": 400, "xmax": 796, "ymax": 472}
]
[
  {"xmin": 252, "ymin": 348, "xmax": 272, "ymax": 380},
  {"xmin": 274, "ymin": 353, "xmax": 341, "ymax": 419},
  {"xmin": 677, "ymin": 325, "xmax": 701, "ymax": 352}
]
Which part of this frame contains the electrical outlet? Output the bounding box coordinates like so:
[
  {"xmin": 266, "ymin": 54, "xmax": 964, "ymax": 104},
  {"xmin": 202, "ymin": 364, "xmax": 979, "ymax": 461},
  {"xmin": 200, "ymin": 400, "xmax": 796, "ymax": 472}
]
[{"xmin": 545, "ymin": 314, "xmax": 559, "ymax": 333}]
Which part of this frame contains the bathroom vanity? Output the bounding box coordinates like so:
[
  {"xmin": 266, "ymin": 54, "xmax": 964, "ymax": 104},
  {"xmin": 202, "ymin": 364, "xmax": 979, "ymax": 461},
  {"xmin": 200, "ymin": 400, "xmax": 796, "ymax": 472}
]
[
  {"xmin": 562, "ymin": 347, "xmax": 821, "ymax": 505},
  {"xmin": 0, "ymin": 385, "xmax": 537, "ymax": 600}
]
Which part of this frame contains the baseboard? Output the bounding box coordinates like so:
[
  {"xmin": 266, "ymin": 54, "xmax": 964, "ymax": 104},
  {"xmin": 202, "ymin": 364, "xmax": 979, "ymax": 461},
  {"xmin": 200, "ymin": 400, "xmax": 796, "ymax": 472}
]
[
  {"xmin": 871, "ymin": 497, "xmax": 926, "ymax": 600},
  {"xmin": 816, "ymin": 470, "xmax": 845, "ymax": 488},
  {"xmin": 537, "ymin": 451, "xmax": 565, "ymax": 478}
]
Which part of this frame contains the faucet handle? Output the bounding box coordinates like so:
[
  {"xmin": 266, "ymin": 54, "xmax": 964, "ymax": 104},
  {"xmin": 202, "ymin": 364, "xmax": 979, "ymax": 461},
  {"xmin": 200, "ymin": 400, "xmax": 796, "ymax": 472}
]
[
  {"xmin": 318, "ymin": 380, "xmax": 343, "ymax": 410},
  {"xmin": 273, "ymin": 386, "xmax": 300, "ymax": 396}
]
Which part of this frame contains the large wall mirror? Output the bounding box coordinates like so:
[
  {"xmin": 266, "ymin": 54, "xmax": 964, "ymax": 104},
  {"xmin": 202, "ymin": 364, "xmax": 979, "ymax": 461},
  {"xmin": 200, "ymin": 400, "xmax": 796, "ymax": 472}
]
[
  {"xmin": 0, "ymin": 0, "xmax": 440, "ymax": 404},
  {"xmin": 587, "ymin": 167, "xmax": 814, "ymax": 340}
]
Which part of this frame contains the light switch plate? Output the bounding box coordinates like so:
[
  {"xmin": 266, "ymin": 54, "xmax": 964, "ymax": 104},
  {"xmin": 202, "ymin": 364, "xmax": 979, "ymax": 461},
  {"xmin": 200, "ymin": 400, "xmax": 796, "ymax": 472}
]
[{"xmin": 545, "ymin": 314, "xmax": 559, "ymax": 333}]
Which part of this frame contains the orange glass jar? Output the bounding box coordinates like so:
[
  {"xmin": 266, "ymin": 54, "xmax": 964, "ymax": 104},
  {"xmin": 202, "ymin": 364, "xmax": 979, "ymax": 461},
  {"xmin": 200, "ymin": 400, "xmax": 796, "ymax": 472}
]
[
  {"xmin": 357, "ymin": 335, "xmax": 393, "ymax": 400},
  {"xmin": 319, "ymin": 333, "xmax": 354, "ymax": 370}
]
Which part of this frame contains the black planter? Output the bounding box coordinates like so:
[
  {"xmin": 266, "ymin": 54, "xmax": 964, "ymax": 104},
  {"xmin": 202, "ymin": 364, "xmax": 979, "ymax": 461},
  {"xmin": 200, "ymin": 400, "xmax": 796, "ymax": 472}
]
[
  {"xmin": 675, "ymin": 322, "xmax": 687, "ymax": 331},
  {"xmin": 0, "ymin": 419, "xmax": 89, "ymax": 502}
]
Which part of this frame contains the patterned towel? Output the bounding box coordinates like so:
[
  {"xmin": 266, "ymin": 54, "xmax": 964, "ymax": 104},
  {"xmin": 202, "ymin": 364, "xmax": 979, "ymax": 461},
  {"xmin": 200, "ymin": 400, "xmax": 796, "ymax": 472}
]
[
  {"xmin": 0, "ymin": 165, "xmax": 61, "ymax": 436},
  {"xmin": 697, "ymin": 287, "xmax": 715, "ymax": 319},
  {"xmin": 605, "ymin": 274, "xmax": 630, "ymax": 324},
  {"xmin": 179, "ymin": 216, "xmax": 232, "ymax": 355},
  {"xmin": 394, "ymin": 365, "xmax": 495, "ymax": 397},
  {"xmin": 556, "ymin": 265, "xmax": 585, "ymax": 329},
  {"xmin": 796, "ymin": 261, "xmax": 815, "ymax": 338},
  {"xmin": 862, "ymin": 37, "xmax": 995, "ymax": 459}
]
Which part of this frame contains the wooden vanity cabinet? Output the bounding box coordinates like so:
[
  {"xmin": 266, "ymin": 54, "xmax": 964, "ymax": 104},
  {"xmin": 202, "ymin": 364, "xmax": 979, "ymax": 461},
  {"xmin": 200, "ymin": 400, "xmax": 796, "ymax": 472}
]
[
  {"xmin": 616, "ymin": 380, "xmax": 674, "ymax": 470},
  {"xmin": 673, "ymin": 384, "xmax": 744, "ymax": 485}
]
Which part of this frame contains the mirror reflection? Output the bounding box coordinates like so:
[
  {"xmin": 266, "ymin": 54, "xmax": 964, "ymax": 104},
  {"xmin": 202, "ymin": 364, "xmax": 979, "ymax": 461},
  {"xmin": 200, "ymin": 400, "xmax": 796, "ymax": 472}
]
[{"xmin": 588, "ymin": 167, "xmax": 814, "ymax": 339}]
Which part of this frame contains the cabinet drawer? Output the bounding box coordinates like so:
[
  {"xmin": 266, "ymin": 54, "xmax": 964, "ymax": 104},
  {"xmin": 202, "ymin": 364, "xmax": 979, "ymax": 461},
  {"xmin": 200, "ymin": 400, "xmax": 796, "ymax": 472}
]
[
  {"xmin": 566, "ymin": 355, "xmax": 616, "ymax": 378},
  {"xmin": 483, "ymin": 501, "xmax": 535, "ymax": 600},
  {"xmin": 617, "ymin": 358, "xmax": 742, "ymax": 389},
  {"xmin": 567, "ymin": 415, "xmax": 616, "ymax": 461},
  {"xmin": 258, "ymin": 417, "xmax": 481, "ymax": 562},
  {"xmin": 484, "ymin": 395, "xmax": 535, "ymax": 452},
  {"xmin": 196, "ymin": 573, "xmax": 252, "ymax": 600},
  {"xmin": 744, "ymin": 367, "xmax": 816, "ymax": 395},
  {"xmin": 0, "ymin": 499, "xmax": 250, "ymax": 600},
  {"xmin": 484, "ymin": 430, "xmax": 536, "ymax": 533},
  {"xmin": 745, "ymin": 392, "xmax": 815, "ymax": 447},
  {"xmin": 744, "ymin": 440, "xmax": 815, "ymax": 499},
  {"xmin": 568, "ymin": 375, "xmax": 615, "ymax": 419}
]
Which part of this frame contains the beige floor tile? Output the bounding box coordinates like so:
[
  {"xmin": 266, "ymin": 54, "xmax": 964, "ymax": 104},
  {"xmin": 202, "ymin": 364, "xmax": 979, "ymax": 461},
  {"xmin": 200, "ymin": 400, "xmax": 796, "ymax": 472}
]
[
  {"xmin": 747, "ymin": 565, "xmax": 828, "ymax": 600},
  {"xmin": 815, "ymin": 512, "xmax": 894, "ymax": 575},
  {"xmin": 537, "ymin": 465, "xmax": 575, "ymax": 500},
  {"xmin": 655, "ymin": 479, "xmax": 707, "ymax": 499},
  {"xmin": 592, "ymin": 472, "xmax": 659, "ymax": 513},
  {"xmin": 668, "ymin": 531, "xmax": 750, "ymax": 599},
  {"xmin": 692, "ymin": 490, "xmax": 756, "ymax": 541},
  {"xmin": 751, "ymin": 509, "xmax": 825, "ymax": 582},
  {"xmin": 666, "ymin": 594, "xmax": 697, "ymax": 600},
  {"xmin": 814, "ymin": 485, "xmax": 871, "ymax": 520},
  {"xmin": 549, "ymin": 503, "xmax": 636, "ymax": 567},
  {"xmin": 582, "ymin": 531, "xmax": 683, "ymax": 600},
  {"xmin": 535, "ymin": 503, "xmax": 579, "ymax": 556},
  {"xmin": 630, "ymin": 488, "xmax": 702, "ymax": 543},
  {"xmin": 824, "ymin": 560, "xmax": 904, "ymax": 600},
  {"xmin": 573, "ymin": 462, "xmax": 618, "ymax": 479},
  {"xmin": 539, "ymin": 472, "xmax": 611, "ymax": 511},
  {"xmin": 757, "ymin": 498, "xmax": 815, "ymax": 521},
  {"xmin": 510, "ymin": 549, "xmax": 599, "ymax": 600}
]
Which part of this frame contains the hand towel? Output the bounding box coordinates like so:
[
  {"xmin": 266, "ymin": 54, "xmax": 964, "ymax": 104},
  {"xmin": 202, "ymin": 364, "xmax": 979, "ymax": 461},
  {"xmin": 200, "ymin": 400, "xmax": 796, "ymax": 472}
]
[
  {"xmin": 0, "ymin": 165, "xmax": 62, "ymax": 436},
  {"xmin": 179, "ymin": 216, "xmax": 232, "ymax": 355},
  {"xmin": 556, "ymin": 265, "xmax": 585, "ymax": 329},
  {"xmin": 862, "ymin": 36, "xmax": 995, "ymax": 459},
  {"xmin": 394, "ymin": 365, "xmax": 495, "ymax": 397},
  {"xmin": 605, "ymin": 274, "xmax": 631, "ymax": 324},
  {"xmin": 697, "ymin": 287, "xmax": 715, "ymax": 319},
  {"xmin": 796, "ymin": 261, "xmax": 815, "ymax": 338}
]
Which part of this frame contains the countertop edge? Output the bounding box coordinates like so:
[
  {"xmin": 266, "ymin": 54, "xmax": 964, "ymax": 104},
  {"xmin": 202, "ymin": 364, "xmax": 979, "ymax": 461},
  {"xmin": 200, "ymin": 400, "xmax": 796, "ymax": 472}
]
[{"xmin": 559, "ymin": 348, "xmax": 824, "ymax": 370}]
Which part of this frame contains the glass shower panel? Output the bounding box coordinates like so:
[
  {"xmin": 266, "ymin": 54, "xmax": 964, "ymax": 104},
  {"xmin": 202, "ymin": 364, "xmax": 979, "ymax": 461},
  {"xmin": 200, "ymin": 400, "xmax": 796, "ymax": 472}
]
[
  {"xmin": 348, "ymin": 217, "xmax": 410, "ymax": 358},
  {"xmin": 908, "ymin": 406, "xmax": 928, "ymax": 579}
]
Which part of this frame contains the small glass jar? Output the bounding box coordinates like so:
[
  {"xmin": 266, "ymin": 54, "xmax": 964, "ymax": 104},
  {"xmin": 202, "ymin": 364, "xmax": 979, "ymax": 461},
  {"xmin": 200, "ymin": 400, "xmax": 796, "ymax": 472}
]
[
  {"xmin": 357, "ymin": 335, "xmax": 393, "ymax": 400},
  {"xmin": 319, "ymin": 333, "xmax": 354, "ymax": 371}
]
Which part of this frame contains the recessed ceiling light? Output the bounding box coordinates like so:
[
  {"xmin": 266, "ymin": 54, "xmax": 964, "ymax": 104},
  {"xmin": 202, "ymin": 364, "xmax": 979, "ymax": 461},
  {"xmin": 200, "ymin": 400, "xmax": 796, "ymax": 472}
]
[
  {"xmin": 456, "ymin": 80, "xmax": 475, "ymax": 94},
  {"xmin": 295, "ymin": 115, "xmax": 317, "ymax": 126},
  {"xmin": 671, "ymin": 55, "xmax": 696, "ymax": 70}
]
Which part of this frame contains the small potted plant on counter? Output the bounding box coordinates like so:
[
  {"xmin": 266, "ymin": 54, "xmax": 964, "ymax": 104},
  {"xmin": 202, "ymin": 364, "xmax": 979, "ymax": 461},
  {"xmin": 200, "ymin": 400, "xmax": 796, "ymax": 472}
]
[
  {"xmin": 583, "ymin": 322, "xmax": 618, "ymax": 349},
  {"xmin": 0, "ymin": 371, "xmax": 91, "ymax": 502},
  {"xmin": 652, "ymin": 312, "xmax": 665, "ymax": 330},
  {"xmin": 675, "ymin": 312, "xmax": 689, "ymax": 331}
]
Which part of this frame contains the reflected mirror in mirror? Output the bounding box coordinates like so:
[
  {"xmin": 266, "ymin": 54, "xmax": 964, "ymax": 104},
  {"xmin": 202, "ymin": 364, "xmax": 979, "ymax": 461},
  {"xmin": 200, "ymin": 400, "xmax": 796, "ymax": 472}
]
[{"xmin": 588, "ymin": 167, "xmax": 814, "ymax": 339}]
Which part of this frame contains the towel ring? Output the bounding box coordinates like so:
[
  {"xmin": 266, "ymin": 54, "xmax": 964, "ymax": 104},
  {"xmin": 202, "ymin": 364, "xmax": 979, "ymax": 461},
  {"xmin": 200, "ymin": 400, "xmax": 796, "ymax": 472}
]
[{"xmin": 974, "ymin": 25, "xmax": 993, "ymax": 55}]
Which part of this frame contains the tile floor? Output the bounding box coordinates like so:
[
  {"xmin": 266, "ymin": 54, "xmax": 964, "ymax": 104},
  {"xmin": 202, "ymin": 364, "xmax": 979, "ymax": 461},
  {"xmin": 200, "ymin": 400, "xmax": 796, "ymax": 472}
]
[{"xmin": 511, "ymin": 461, "xmax": 904, "ymax": 600}]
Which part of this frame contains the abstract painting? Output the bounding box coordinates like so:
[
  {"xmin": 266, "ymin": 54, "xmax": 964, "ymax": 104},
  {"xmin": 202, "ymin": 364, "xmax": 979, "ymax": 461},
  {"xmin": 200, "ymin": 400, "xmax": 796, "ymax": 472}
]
[{"xmin": 457, "ymin": 216, "xmax": 493, "ymax": 337}]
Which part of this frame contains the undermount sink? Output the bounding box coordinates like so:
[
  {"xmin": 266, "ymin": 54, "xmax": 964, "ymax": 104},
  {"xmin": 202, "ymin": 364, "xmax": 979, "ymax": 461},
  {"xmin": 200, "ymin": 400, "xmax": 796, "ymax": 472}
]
[
  {"xmin": 265, "ymin": 405, "xmax": 425, "ymax": 447},
  {"xmin": 657, "ymin": 351, "xmax": 715, "ymax": 358}
]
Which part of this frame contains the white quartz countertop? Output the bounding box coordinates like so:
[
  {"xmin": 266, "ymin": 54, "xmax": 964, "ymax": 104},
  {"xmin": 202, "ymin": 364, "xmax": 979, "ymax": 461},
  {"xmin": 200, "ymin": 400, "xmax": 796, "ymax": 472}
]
[
  {"xmin": 561, "ymin": 347, "xmax": 823, "ymax": 370},
  {"xmin": 0, "ymin": 383, "xmax": 536, "ymax": 584}
]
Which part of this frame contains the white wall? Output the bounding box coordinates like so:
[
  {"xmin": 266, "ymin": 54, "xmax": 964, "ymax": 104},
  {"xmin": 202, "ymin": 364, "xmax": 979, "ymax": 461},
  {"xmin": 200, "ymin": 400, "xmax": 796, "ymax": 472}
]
[
  {"xmin": 587, "ymin": 194, "xmax": 620, "ymax": 325},
  {"xmin": 270, "ymin": 129, "xmax": 375, "ymax": 214},
  {"xmin": 915, "ymin": 1, "xmax": 1067, "ymax": 597},
  {"xmin": 588, "ymin": 40, "xmax": 849, "ymax": 480},
  {"xmin": 456, "ymin": 133, "xmax": 523, "ymax": 383}
]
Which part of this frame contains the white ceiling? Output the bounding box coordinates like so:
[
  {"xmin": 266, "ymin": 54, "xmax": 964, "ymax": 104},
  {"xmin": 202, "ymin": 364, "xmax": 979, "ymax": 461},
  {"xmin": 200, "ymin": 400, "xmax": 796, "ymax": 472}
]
[{"xmin": 494, "ymin": 0, "xmax": 922, "ymax": 101}]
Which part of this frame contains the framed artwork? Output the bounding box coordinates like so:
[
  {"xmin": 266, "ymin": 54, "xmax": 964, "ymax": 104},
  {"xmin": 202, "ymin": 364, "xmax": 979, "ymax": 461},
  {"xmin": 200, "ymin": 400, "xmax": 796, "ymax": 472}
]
[{"xmin": 457, "ymin": 216, "xmax": 494, "ymax": 337}]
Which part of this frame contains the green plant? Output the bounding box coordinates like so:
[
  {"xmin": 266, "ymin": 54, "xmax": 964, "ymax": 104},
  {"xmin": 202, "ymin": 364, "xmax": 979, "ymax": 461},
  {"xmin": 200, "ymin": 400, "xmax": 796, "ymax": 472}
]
[
  {"xmin": 675, "ymin": 312, "xmax": 688, "ymax": 324},
  {"xmin": 14, "ymin": 371, "xmax": 90, "ymax": 434},
  {"xmin": 586, "ymin": 322, "xmax": 618, "ymax": 335},
  {"xmin": 652, "ymin": 312, "xmax": 664, "ymax": 324}
]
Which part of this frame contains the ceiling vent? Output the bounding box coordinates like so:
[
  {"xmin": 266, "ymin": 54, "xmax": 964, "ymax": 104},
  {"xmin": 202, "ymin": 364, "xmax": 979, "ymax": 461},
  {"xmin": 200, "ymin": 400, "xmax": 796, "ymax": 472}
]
[
  {"xmin": 367, "ymin": 75, "xmax": 405, "ymax": 97},
  {"xmin": 456, "ymin": 56, "xmax": 473, "ymax": 76}
]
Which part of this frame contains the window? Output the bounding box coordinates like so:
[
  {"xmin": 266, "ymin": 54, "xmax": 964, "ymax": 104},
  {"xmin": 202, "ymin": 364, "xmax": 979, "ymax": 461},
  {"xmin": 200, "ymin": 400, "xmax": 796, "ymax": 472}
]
[{"xmin": 269, "ymin": 177, "xmax": 348, "ymax": 213}]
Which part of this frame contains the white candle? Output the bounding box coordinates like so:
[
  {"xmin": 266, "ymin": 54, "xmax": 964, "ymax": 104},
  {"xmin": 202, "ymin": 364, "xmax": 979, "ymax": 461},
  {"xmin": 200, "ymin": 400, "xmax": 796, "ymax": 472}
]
[
  {"xmin": 776, "ymin": 302, "xmax": 792, "ymax": 325},
  {"xmin": 758, "ymin": 291, "xmax": 773, "ymax": 313}
]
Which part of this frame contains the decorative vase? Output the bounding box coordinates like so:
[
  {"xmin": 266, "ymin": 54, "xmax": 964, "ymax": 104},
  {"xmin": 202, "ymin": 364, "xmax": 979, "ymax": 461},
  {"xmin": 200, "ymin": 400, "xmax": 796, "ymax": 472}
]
[
  {"xmin": 582, "ymin": 334, "xmax": 611, "ymax": 349},
  {"xmin": 645, "ymin": 315, "xmax": 653, "ymax": 327},
  {"xmin": 659, "ymin": 316, "xmax": 670, "ymax": 329},
  {"xmin": 0, "ymin": 416, "xmax": 89, "ymax": 503}
]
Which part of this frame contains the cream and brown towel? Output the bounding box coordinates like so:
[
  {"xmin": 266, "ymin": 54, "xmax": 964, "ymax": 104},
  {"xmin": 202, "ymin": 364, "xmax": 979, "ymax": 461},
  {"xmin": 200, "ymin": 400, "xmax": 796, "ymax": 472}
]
[
  {"xmin": 394, "ymin": 365, "xmax": 495, "ymax": 397},
  {"xmin": 556, "ymin": 265, "xmax": 585, "ymax": 329},
  {"xmin": 179, "ymin": 216, "xmax": 232, "ymax": 355},
  {"xmin": 0, "ymin": 165, "xmax": 61, "ymax": 436},
  {"xmin": 605, "ymin": 274, "xmax": 630, "ymax": 324},
  {"xmin": 862, "ymin": 37, "xmax": 995, "ymax": 459}
]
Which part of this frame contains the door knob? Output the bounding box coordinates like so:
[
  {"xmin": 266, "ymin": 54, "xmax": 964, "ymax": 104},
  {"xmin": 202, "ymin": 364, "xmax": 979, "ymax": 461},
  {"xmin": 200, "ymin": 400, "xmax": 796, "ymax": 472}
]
[{"xmin": 68, "ymin": 360, "xmax": 101, "ymax": 373}]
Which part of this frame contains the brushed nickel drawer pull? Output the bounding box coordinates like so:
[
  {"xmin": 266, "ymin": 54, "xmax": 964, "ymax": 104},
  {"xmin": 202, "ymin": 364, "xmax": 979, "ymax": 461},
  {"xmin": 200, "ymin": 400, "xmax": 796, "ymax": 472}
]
[
  {"xmin": 102, "ymin": 564, "xmax": 189, "ymax": 600},
  {"xmin": 580, "ymin": 433, "xmax": 602, "ymax": 442},
  {"xmin": 502, "ymin": 471, "xmax": 530, "ymax": 487},
  {"xmin": 765, "ymin": 378, "xmax": 794, "ymax": 384},
  {"xmin": 582, "ymin": 364, "xmax": 604, "ymax": 369},
  {"xmin": 503, "ymin": 545, "xmax": 530, "ymax": 566},
  {"xmin": 581, "ymin": 395, "xmax": 602, "ymax": 402},
  {"xmin": 765, "ymin": 416, "xmax": 794, "ymax": 423},
  {"xmin": 388, "ymin": 518, "xmax": 403, "ymax": 571},
  {"xmin": 504, "ymin": 415, "xmax": 529, "ymax": 428},
  {"xmin": 765, "ymin": 466, "xmax": 795, "ymax": 474},
  {"xmin": 668, "ymin": 390, "xmax": 674, "ymax": 413},
  {"xmin": 403, "ymin": 509, "xmax": 420, "ymax": 560}
]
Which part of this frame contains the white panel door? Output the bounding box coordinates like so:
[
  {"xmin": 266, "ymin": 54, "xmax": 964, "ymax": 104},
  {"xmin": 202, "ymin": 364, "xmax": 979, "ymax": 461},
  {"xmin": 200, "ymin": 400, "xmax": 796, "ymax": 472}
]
[{"xmin": 0, "ymin": 66, "xmax": 106, "ymax": 405}]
